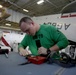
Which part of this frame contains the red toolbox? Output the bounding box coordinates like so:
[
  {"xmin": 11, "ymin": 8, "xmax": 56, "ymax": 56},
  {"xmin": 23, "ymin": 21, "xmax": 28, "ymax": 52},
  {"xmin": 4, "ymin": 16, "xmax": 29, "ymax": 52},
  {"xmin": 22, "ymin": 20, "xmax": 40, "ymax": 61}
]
[{"xmin": 28, "ymin": 56, "xmax": 46, "ymax": 64}]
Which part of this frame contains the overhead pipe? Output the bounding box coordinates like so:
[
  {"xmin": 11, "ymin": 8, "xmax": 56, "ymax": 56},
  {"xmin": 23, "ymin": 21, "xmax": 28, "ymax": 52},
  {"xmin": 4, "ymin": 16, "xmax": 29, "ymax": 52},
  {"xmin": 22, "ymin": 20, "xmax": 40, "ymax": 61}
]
[{"xmin": 60, "ymin": 0, "xmax": 76, "ymax": 14}]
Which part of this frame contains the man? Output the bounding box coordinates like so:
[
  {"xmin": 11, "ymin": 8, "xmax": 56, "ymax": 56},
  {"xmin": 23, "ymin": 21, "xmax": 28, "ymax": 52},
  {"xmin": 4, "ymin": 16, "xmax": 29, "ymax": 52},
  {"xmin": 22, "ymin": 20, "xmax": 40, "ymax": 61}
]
[{"xmin": 18, "ymin": 17, "xmax": 69, "ymax": 59}]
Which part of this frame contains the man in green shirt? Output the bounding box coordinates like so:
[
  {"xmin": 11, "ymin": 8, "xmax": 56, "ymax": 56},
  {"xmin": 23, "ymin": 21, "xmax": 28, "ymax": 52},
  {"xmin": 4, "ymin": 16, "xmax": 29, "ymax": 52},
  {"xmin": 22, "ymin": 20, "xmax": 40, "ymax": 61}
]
[{"xmin": 18, "ymin": 17, "xmax": 69, "ymax": 59}]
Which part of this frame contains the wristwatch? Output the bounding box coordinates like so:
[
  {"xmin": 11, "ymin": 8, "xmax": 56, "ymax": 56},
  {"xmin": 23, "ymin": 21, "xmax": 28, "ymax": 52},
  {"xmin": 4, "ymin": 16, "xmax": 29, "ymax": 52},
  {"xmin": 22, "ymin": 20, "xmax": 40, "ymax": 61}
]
[{"xmin": 47, "ymin": 49, "xmax": 51, "ymax": 54}]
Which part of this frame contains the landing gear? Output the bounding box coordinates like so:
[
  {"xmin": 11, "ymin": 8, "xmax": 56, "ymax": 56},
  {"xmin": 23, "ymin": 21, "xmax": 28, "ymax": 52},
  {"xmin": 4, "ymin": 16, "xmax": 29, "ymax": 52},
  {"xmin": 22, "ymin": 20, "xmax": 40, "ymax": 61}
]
[
  {"xmin": 60, "ymin": 52, "xmax": 71, "ymax": 64},
  {"xmin": 60, "ymin": 52, "xmax": 76, "ymax": 64}
]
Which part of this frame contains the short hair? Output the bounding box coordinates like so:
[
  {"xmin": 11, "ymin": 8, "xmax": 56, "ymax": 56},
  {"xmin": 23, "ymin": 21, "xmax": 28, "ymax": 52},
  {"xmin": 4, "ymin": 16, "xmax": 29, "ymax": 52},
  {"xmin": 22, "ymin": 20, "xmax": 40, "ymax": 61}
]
[{"xmin": 19, "ymin": 17, "xmax": 33, "ymax": 26}]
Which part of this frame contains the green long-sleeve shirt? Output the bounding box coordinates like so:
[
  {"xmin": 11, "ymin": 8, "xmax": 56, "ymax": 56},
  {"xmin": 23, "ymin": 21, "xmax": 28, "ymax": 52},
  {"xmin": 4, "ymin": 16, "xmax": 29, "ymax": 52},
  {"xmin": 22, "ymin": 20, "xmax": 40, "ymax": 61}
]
[{"xmin": 18, "ymin": 24, "xmax": 69, "ymax": 58}]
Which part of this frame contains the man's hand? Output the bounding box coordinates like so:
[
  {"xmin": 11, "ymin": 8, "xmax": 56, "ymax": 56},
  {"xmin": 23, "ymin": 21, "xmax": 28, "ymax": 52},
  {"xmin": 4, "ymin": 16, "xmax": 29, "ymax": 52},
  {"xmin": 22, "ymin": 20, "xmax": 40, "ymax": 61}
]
[
  {"xmin": 19, "ymin": 48, "xmax": 29, "ymax": 56},
  {"xmin": 38, "ymin": 47, "xmax": 47, "ymax": 55}
]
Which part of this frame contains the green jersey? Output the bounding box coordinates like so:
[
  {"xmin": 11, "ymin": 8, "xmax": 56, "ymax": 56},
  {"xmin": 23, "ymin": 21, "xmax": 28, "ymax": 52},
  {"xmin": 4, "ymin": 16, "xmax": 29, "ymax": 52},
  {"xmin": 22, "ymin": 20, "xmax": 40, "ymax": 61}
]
[{"xmin": 18, "ymin": 24, "xmax": 68, "ymax": 59}]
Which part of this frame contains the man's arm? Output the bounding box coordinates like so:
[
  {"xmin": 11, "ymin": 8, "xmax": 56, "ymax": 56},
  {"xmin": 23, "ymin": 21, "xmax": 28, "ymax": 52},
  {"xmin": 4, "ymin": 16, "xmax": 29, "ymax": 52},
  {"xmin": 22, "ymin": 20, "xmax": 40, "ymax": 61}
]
[
  {"xmin": 18, "ymin": 35, "xmax": 29, "ymax": 56},
  {"xmin": 49, "ymin": 44, "xmax": 59, "ymax": 51},
  {"xmin": 18, "ymin": 41, "xmax": 29, "ymax": 56},
  {"xmin": 38, "ymin": 32, "xmax": 69, "ymax": 55},
  {"xmin": 38, "ymin": 45, "xmax": 59, "ymax": 55},
  {"xmin": 18, "ymin": 47, "xmax": 29, "ymax": 56}
]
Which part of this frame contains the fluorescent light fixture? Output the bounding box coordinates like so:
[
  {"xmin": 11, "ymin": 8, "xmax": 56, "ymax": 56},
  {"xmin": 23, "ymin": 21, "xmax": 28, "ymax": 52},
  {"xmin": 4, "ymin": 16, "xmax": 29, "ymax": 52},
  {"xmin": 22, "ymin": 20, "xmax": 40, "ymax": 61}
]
[
  {"xmin": 37, "ymin": 0, "xmax": 44, "ymax": 5},
  {"xmin": 5, "ymin": 23, "xmax": 11, "ymax": 26},
  {"xmin": 0, "ymin": 5, "xmax": 3, "ymax": 8},
  {"xmin": 23, "ymin": 9, "xmax": 29, "ymax": 12}
]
